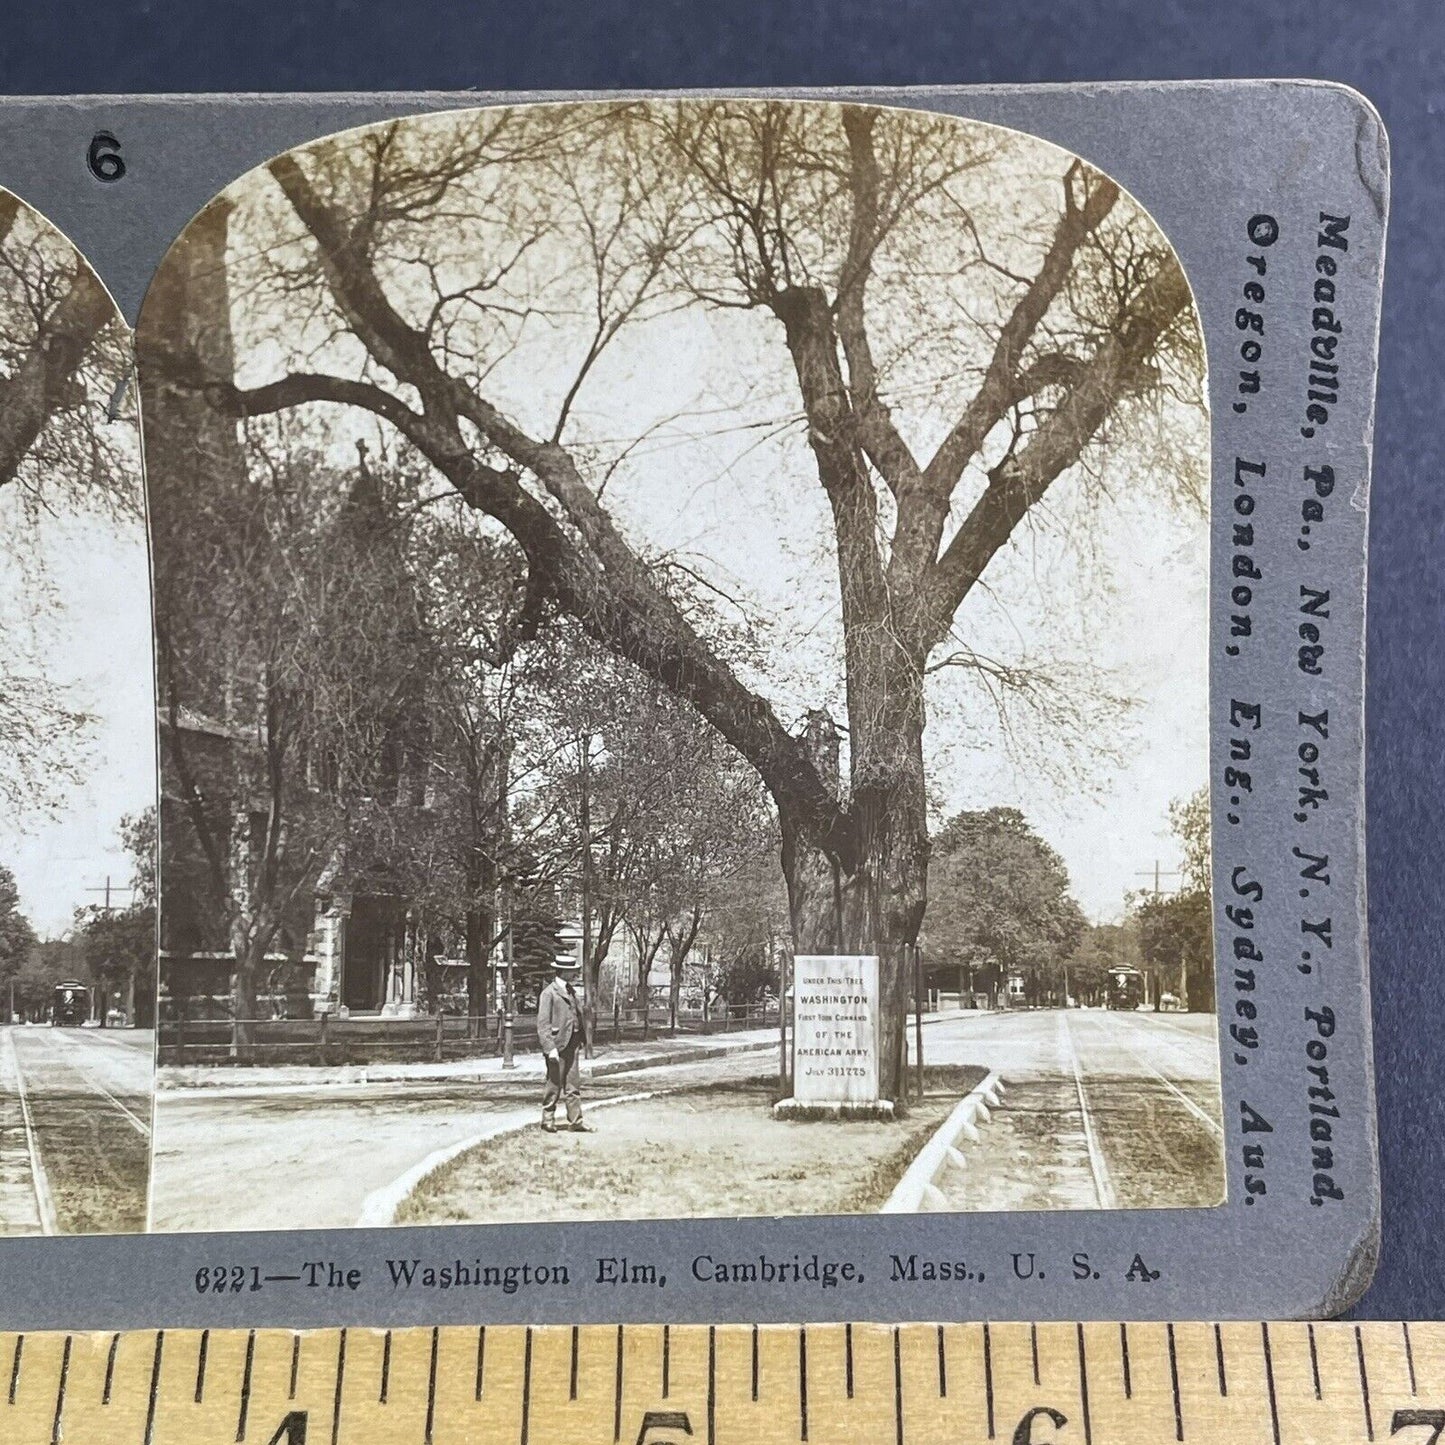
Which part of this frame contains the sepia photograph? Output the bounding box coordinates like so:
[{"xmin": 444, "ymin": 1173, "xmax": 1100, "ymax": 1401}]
[
  {"xmin": 0, "ymin": 187, "xmax": 155, "ymax": 1234},
  {"xmin": 137, "ymin": 98, "xmax": 1221, "ymax": 1232}
]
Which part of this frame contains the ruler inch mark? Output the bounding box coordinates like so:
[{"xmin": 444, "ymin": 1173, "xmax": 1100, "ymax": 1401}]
[
  {"xmin": 937, "ymin": 1324, "xmax": 947, "ymax": 1397},
  {"xmin": 1167, "ymin": 1322, "xmax": 1183, "ymax": 1443},
  {"xmin": 800, "ymin": 1327, "xmax": 809, "ymax": 1442},
  {"xmin": 520, "ymin": 1327, "xmax": 532, "ymax": 1445},
  {"xmin": 237, "ymin": 1327, "xmax": 256, "ymax": 1441},
  {"xmin": 569, "ymin": 1325, "xmax": 578, "ymax": 1402},
  {"xmin": 751, "ymin": 1323, "xmax": 759, "ymax": 1402},
  {"xmin": 984, "ymin": 1322, "xmax": 995, "ymax": 1440},
  {"xmin": 1077, "ymin": 1323, "xmax": 1093, "ymax": 1445},
  {"xmin": 195, "ymin": 1328, "xmax": 210, "ymax": 1404},
  {"xmin": 893, "ymin": 1326, "xmax": 903, "ymax": 1445},
  {"xmin": 707, "ymin": 1326, "xmax": 716, "ymax": 1445},
  {"xmin": 614, "ymin": 1324, "xmax": 623, "ymax": 1444},
  {"xmin": 1215, "ymin": 1323, "xmax": 1227, "ymax": 1396},
  {"xmin": 662, "ymin": 1323, "xmax": 670, "ymax": 1398},
  {"xmin": 1405, "ymin": 1321, "xmax": 1418, "ymax": 1394},
  {"xmin": 475, "ymin": 1325, "xmax": 485, "ymax": 1401},
  {"xmin": 289, "ymin": 1333, "xmax": 300, "ymax": 1401},
  {"xmin": 425, "ymin": 1326, "xmax": 439, "ymax": 1445},
  {"xmin": 9, "ymin": 1334, "xmax": 22, "ymax": 1405},
  {"xmin": 1262, "ymin": 1322, "xmax": 1282, "ymax": 1445},
  {"xmin": 49, "ymin": 1334, "xmax": 70, "ymax": 1445},
  {"xmin": 1032, "ymin": 1322, "xmax": 1040, "ymax": 1387},
  {"xmin": 1356, "ymin": 1324, "xmax": 1374, "ymax": 1441},
  {"xmin": 143, "ymin": 1331, "xmax": 164, "ymax": 1445},
  {"xmin": 845, "ymin": 1322, "xmax": 854, "ymax": 1399},
  {"xmin": 330, "ymin": 1328, "xmax": 347, "ymax": 1445},
  {"xmin": 379, "ymin": 1329, "xmax": 392, "ymax": 1404},
  {"xmin": 102, "ymin": 1333, "xmax": 119, "ymax": 1406},
  {"xmin": 1120, "ymin": 1322, "xmax": 1132, "ymax": 1399},
  {"xmin": 1309, "ymin": 1321, "xmax": 1323, "ymax": 1400}
]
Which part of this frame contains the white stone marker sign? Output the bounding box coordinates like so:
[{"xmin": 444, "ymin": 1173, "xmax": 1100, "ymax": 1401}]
[{"xmin": 790, "ymin": 954, "xmax": 881, "ymax": 1106}]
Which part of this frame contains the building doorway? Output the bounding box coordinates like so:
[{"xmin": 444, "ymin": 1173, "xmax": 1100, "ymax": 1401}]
[{"xmin": 343, "ymin": 896, "xmax": 405, "ymax": 1013}]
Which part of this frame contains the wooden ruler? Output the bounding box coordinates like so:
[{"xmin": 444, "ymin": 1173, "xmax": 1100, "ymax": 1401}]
[{"xmin": 0, "ymin": 1321, "xmax": 1438, "ymax": 1444}]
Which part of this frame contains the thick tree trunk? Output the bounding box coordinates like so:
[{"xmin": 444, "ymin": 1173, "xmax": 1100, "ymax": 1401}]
[
  {"xmin": 780, "ymin": 677, "xmax": 929, "ymax": 1105},
  {"xmin": 781, "ymin": 814, "xmax": 926, "ymax": 1104}
]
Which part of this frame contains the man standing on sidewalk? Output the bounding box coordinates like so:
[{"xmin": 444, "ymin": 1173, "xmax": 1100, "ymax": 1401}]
[{"xmin": 536, "ymin": 955, "xmax": 593, "ymax": 1134}]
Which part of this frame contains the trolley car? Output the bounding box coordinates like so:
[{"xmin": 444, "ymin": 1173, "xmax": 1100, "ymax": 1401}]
[
  {"xmin": 1104, "ymin": 965, "xmax": 1145, "ymax": 1011},
  {"xmin": 51, "ymin": 980, "xmax": 91, "ymax": 1027}
]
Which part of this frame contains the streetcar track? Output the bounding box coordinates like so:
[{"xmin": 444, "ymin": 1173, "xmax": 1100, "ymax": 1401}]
[
  {"xmin": 35, "ymin": 1032, "xmax": 152, "ymax": 1138},
  {"xmin": 1058, "ymin": 1012, "xmax": 1116, "ymax": 1209},
  {"xmin": 4, "ymin": 1030, "xmax": 57, "ymax": 1236},
  {"xmin": 1124, "ymin": 1011, "xmax": 1219, "ymax": 1049},
  {"xmin": 1077, "ymin": 1013, "xmax": 1224, "ymax": 1139}
]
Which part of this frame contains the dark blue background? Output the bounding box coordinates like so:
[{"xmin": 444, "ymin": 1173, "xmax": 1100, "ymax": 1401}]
[{"xmin": 0, "ymin": 0, "xmax": 1440, "ymax": 1318}]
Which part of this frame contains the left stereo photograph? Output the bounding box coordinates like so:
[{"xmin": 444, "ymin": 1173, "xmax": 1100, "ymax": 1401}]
[{"xmin": 0, "ymin": 187, "xmax": 154, "ymax": 1235}]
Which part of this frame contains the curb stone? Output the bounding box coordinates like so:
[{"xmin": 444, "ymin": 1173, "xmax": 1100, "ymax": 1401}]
[{"xmin": 880, "ymin": 1071, "xmax": 1007, "ymax": 1213}]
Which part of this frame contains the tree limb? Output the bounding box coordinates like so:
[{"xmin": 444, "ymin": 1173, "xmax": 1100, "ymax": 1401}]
[
  {"xmin": 260, "ymin": 151, "xmax": 859, "ymax": 867},
  {"xmin": 890, "ymin": 162, "xmax": 1120, "ymax": 584},
  {"xmin": 834, "ymin": 109, "xmax": 923, "ymax": 499},
  {"xmin": 924, "ymin": 261, "xmax": 1191, "ymax": 641},
  {"xmin": 0, "ymin": 260, "xmax": 115, "ymax": 489}
]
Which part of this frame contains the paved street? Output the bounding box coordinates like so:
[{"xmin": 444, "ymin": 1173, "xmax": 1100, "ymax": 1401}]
[
  {"xmin": 149, "ymin": 1048, "xmax": 776, "ymax": 1232},
  {"xmin": 149, "ymin": 1008, "xmax": 1224, "ymax": 1230},
  {"xmin": 914, "ymin": 1008, "xmax": 1224, "ymax": 1210},
  {"xmin": 0, "ymin": 1025, "xmax": 153, "ymax": 1235}
]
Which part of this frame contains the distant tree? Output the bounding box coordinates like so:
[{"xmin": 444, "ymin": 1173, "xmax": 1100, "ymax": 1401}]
[
  {"xmin": 1135, "ymin": 889, "xmax": 1213, "ymax": 1011},
  {"xmin": 146, "ymin": 398, "xmax": 446, "ymax": 1041},
  {"xmin": 14, "ymin": 938, "xmax": 85, "ymax": 1021},
  {"xmin": 1131, "ymin": 786, "xmax": 1213, "ymax": 1011},
  {"xmin": 1064, "ymin": 919, "xmax": 1141, "ymax": 1006},
  {"xmin": 925, "ymin": 807, "xmax": 1086, "ymax": 1004},
  {"xmin": 711, "ymin": 945, "xmax": 779, "ymax": 1011},
  {"xmin": 695, "ymin": 845, "xmax": 790, "ymax": 1017},
  {"xmin": 1171, "ymin": 787, "xmax": 1211, "ymax": 893},
  {"xmin": 0, "ymin": 865, "xmax": 37, "ymax": 1018},
  {"xmin": 73, "ymin": 810, "xmax": 157, "ymax": 1027},
  {"xmin": 74, "ymin": 907, "xmax": 154, "ymax": 1026}
]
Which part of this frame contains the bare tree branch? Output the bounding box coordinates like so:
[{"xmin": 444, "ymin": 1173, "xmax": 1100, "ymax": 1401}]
[{"xmin": 924, "ymin": 260, "xmax": 1191, "ymax": 640}]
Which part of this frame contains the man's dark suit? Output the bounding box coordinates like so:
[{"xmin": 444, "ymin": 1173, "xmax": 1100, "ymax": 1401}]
[{"xmin": 536, "ymin": 974, "xmax": 585, "ymax": 1127}]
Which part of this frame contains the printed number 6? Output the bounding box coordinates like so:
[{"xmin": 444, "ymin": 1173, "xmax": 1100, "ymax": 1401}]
[{"xmin": 87, "ymin": 132, "xmax": 125, "ymax": 182}]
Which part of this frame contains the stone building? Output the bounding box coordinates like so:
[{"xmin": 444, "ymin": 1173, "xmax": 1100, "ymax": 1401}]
[{"xmin": 158, "ymin": 694, "xmax": 470, "ymax": 1020}]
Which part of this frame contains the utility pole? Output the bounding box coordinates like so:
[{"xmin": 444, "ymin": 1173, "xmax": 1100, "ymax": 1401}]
[
  {"xmin": 1134, "ymin": 861, "xmax": 1181, "ymax": 898},
  {"xmin": 1133, "ymin": 861, "xmax": 1182, "ymax": 1013},
  {"xmin": 85, "ymin": 875, "xmax": 137, "ymax": 1028}
]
